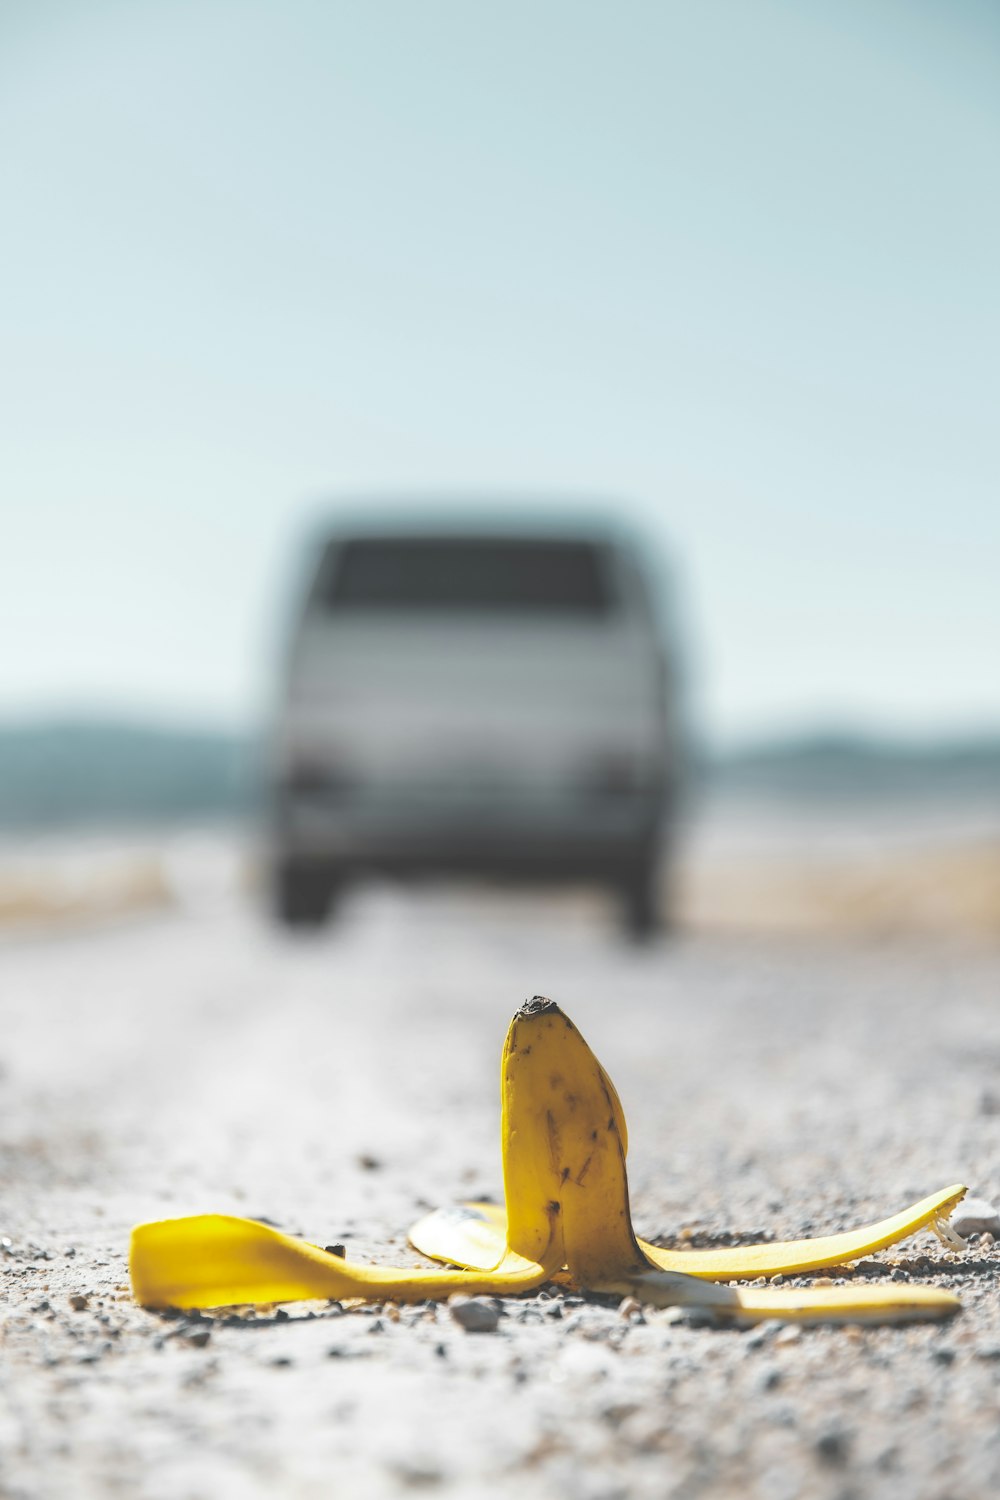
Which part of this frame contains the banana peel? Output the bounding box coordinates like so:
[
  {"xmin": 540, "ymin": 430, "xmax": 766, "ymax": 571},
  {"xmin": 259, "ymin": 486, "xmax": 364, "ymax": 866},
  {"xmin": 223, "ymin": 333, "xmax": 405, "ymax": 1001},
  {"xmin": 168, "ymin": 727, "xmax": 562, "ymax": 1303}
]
[{"xmin": 130, "ymin": 998, "xmax": 966, "ymax": 1324}]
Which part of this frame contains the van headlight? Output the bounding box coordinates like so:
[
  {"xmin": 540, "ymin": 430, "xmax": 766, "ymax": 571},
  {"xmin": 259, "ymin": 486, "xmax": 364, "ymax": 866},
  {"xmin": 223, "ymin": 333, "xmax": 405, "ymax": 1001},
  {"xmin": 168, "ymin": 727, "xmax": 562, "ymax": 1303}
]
[
  {"xmin": 581, "ymin": 753, "xmax": 646, "ymax": 797},
  {"xmin": 283, "ymin": 758, "xmax": 355, "ymax": 796}
]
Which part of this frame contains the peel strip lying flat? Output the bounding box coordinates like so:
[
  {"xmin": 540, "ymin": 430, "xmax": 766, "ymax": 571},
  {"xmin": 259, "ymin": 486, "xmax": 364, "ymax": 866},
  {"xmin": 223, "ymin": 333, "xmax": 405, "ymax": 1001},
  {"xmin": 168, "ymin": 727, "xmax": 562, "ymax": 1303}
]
[
  {"xmin": 130, "ymin": 997, "xmax": 966, "ymax": 1324},
  {"xmin": 129, "ymin": 1213, "xmax": 559, "ymax": 1310}
]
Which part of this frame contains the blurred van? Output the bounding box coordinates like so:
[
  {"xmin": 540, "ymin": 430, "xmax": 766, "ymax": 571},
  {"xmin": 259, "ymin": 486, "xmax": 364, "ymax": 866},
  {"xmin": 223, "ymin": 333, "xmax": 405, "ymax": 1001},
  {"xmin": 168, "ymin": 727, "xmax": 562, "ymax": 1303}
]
[{"xmin": 266, "ymin": 511, "xmax": 688, "ymax": 937}]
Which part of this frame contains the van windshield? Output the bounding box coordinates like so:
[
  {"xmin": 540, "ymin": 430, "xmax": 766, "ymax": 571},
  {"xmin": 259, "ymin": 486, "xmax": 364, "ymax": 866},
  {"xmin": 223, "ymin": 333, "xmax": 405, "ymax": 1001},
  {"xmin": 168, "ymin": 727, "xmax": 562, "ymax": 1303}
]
[{"xmin": 316, "ymin": 536, "xmax": 614, "ymax": 614}]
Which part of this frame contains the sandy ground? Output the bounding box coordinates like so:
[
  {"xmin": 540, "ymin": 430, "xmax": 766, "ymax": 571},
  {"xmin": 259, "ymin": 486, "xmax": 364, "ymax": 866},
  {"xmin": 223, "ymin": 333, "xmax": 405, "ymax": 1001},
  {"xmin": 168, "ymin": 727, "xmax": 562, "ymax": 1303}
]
[{"xmin": 3, "ymin": 807, "xmax": 1000, "ymax": 1500}]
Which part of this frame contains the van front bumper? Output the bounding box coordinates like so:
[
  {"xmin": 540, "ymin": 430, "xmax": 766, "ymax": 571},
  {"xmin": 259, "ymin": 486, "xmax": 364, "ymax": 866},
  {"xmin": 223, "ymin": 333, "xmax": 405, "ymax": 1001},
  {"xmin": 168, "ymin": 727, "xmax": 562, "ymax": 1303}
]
[{"xmin": 271, "ymin": 788, "xmax": 665, "ymax": 879}]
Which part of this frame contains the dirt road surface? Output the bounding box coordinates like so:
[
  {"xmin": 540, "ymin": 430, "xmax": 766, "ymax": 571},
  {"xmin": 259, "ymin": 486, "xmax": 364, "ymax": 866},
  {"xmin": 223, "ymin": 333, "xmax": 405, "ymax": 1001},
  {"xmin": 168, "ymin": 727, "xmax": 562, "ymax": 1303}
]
[{"xmin": 3, "ymin": 850, "xmax": 1000, "ymax": 1499}]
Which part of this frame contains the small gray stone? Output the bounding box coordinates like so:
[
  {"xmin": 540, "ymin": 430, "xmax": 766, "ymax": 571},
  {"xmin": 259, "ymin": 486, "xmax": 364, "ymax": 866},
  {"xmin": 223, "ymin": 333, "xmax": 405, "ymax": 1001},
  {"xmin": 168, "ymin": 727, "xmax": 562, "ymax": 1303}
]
[
  {"xmin": 745, "ymin": 1323, "xmax": 779, "ymax": 1350},
  {"xmin": 450, "ymin": 1297, "xmax": 500, "ymax": 1333},
  {"xmin": 676, "ymin": 1308, "xmax": 718, "ymax": 1329},
  {"xmin": 389, "ymin": 1459, "xmax": 445, "ymax": 1488},
  {"xmin": 815, "ymin": 1427, "xmax": 851, "ymax": 1466},
  {"xmin": 950, "ymin": 1197, "xmax": 1000, "ymax": 1239}
]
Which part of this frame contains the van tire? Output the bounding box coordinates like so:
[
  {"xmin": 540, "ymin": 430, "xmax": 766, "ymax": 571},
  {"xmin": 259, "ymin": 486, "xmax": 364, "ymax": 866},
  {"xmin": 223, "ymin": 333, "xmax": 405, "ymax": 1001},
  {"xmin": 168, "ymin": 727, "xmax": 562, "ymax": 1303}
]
[
  {"xmin": 273, "ymin": 859, "xmax": 335, "ymax": 928},
  {"xmin": 619, "ymin": 847, "xmax": 673, "ymax": 942}
]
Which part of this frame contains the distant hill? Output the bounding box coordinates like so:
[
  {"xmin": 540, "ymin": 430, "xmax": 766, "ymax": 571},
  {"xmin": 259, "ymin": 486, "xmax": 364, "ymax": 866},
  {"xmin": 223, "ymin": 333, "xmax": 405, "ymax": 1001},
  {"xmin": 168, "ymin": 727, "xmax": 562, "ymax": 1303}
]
[
  {"xmin": 714, "ymin": 731, "xmax": 1000, "ymax": 803},
  {"xmin": 0, "ymin": 721, "xmax": 255, "ymax": 829},
  {"xmin": 0, "ymin": 719, "xmax": 996, "ymax": 828}
]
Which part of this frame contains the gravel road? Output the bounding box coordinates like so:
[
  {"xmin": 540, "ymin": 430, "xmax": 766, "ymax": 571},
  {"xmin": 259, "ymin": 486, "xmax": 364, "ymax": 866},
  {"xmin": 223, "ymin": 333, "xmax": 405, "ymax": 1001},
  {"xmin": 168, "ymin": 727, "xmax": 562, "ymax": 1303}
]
[{"xmin": 3, "ymin": 870, "xmax": 1000, "ymax": 1500}]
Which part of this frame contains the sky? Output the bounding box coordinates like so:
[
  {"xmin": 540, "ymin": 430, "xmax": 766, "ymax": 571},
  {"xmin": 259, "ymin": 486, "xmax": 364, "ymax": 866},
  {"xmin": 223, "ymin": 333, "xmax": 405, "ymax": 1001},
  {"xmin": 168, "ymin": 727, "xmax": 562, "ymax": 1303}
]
[{"xmin": 1, "ymin": 0, "xmax": 997, "ymax": 747}]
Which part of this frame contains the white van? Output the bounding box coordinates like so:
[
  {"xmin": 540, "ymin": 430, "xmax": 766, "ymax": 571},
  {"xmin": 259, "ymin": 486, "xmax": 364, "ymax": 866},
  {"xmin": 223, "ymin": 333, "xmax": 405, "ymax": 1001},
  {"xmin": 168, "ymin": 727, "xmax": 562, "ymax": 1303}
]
[{"xmin": 266, "ymin": 510, "xmax": 688, "ymax": 936}]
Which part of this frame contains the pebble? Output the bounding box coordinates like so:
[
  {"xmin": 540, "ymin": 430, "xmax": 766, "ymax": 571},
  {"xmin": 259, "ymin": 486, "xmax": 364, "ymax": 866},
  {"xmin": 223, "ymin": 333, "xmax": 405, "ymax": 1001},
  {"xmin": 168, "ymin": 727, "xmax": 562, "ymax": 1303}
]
[
  {"xmin": 674, "ymin": 1308, "xmax": 718, "ymax": 1329},
  {"xmin": 951, "ymin": 1197, "xmax": 1000, "ymax": 1239},
  {"xmin": 815, "ymin": 1427, "xmax": 851, "ymax": 1466},
  {"xmin": 390, "ymin": 1460, "xmax": 446, "ymax": 1488},
  {"xmin": 69, "ymin": 1293, "xmax": 89, "ymax": 1312},
  {"xmin": 618, "ymin": 1297, "xmax": 643, "ymax": 1321},
  {"xmin": 745, "ymin": 1323, "xmax": 779, "ymax": 1349},
  {"xmin": 774, "ymin": 1325, "xmax": 802, "ymax": 1345},
  {"xmin": 601, "ymin": 1401, "xmax": 641, "ymax": 1427},
  {"xmin": 657, "ymin": 1307, "xmax": 688, "ymax": 1326},
  {"xmin": 449, "ymin": 1297, "xmax": 500, "ymax": 1333}
]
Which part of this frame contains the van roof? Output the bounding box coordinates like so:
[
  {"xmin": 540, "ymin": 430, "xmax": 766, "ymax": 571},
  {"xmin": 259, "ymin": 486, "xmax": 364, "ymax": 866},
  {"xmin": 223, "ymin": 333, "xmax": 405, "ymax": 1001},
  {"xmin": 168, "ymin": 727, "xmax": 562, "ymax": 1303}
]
[{"xmin": 304, "ymin": 497, "xmax": 648, "ymax": 552}]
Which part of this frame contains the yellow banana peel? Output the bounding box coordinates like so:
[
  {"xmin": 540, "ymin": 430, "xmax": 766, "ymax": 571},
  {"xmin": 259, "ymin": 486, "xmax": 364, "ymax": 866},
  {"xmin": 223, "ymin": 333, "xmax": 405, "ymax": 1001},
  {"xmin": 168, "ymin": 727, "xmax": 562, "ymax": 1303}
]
[{"xmin": 130, "ymin": 997, "xmax": 966, "ymax": 1324}]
